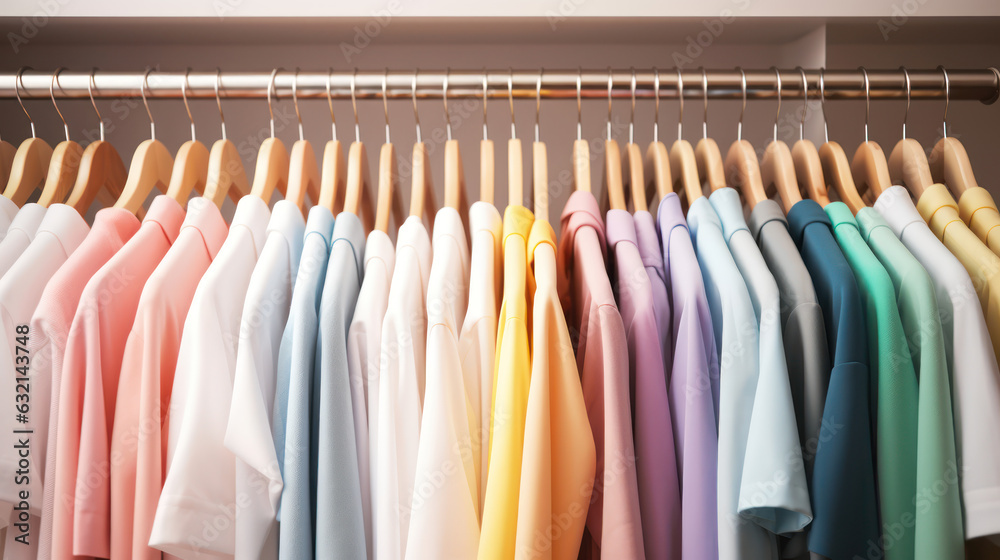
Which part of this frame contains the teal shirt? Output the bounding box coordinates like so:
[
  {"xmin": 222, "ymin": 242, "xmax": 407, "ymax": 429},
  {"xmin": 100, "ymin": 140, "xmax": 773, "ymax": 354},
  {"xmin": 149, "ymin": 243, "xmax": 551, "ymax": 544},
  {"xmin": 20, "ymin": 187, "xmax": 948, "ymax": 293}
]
[
  {"xmin": 824, "ymin": 202, "xmax": 918, "ymax": 560},
  {"xmin": 856, "ymin": 207, "xmax": 964, "ymax": 560}
]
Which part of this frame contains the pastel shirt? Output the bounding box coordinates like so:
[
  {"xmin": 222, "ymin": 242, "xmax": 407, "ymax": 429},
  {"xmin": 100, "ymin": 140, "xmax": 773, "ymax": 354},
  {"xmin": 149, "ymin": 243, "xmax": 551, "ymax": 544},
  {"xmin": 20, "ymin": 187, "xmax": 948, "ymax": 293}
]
[
  {"xmin": 514, "ymin": 219, "xmax": 596, "ymax": 560},
  {"xmin": 877, "ymin": 186, "xmax": 1000, "ymax": 542},
  {"xmin": 33, "ymin": 208, "xmax": 140, "ymax": 560},
  {"xmin": 148, "ymin": 196, "xmax": 270, "ymax": 559},
  {"xmin": 109, "ymin": 197, "xmax": 228, "ymax": 560},
  {"xmin": 407, "ymin": 208, "xmax": 477, "ymax": 560},
  {"xmin": 825, "ymin": 202, "xmax": 918, "ymax": 560},
  {"xmin": 632, "ymin": 209, "xmax": 671, "ymax": 363},
  {"xmin": 224, "ymin": 200, "xmax": 304, "ymax": 560},
  {"xmin": 857, "ymin": 201, "xmax": 963, "ymax": 560},
  {"xmin": 315, "ymin": 212, "xmax": 367, "ymax": 559},
  {"xmin": 275, "ymin": 206, "xmax": 335, "ymax": 560},
  {"xmin": 786, "ymin": 199, "xmax": 879, "ymax": 560},
  {"xmin": 606, "ymin": 208, "xmax": 681, "ymax": 560},
  {"xmin": 557, "ymin": 191, "xmax": 644, "ymax": 560},
  {"xmin": 659, "ymin": 193, "xmax": 720, "ymax": 560},
  {"xmin": 959, "ymin": 186, "xmax": 1000, "ymax": 255},
  {"xmin": 457, "ymin": 202, "xmax": 502, "ymax": 515},
  {"xmin": 0, "ymin": 203, "xmax": 46, "ymax": 277},
  {"xmin": 0, "ymin": 196, "xmax": 18, "ymax": 240},
  {"xmin": 346, "ymin": 228, "xmax": 394, "ymax": 560},
  {"xmin": 376, "ymin": 216, "xmax": 432, "ymax": 560},
  {"xmin": 479, "ymin": 205, "xmax": 533, "ymax": 560},
  {"xmin": 59, "ymin": 196, "xmax": 184, "ymax": 560}
]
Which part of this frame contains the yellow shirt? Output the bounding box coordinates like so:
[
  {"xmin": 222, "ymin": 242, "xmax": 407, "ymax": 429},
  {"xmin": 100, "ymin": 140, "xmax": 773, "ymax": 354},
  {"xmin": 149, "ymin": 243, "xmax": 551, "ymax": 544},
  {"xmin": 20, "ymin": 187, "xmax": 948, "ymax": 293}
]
[
  {"xmin": 918, "ymin": 183, "xmax": 1000, "ymax": 365},
  {"xmin": 958, "ymin": 186, "xmax": 1000, "ymax": 256},
  {"xmin": 479, "ymin": 205, "xmax": 534, "ymax": 560},
  {"xmin": 514, "ymin": 220, "xmax": 596, "ymax": 560}
]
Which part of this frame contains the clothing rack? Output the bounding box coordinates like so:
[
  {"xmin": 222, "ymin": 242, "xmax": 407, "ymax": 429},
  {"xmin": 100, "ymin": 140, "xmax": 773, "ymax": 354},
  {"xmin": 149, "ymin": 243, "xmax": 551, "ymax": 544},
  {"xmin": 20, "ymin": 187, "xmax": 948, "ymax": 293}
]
[{"xmin": 1, "ymin": 68, "xmax": 999, "ymax": 102}]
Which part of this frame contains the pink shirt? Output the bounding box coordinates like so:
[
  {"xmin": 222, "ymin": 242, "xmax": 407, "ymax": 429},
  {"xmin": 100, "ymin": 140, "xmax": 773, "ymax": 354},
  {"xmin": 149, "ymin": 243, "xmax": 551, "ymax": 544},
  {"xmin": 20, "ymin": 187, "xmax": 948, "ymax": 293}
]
[
  {"xmin": 34, "ymin": 208, "xmax": 141, "ymax": 560},
  {"xmin": 52, "ymin": 196, "xmax": 184, "ymax": 560},
  {"xmin": 556, "ymin": 192, "xmax": 644, "ymax": 560},
  {"xmin": 109, "ymin": 197, "xmax": 227, "ymax": 560}
]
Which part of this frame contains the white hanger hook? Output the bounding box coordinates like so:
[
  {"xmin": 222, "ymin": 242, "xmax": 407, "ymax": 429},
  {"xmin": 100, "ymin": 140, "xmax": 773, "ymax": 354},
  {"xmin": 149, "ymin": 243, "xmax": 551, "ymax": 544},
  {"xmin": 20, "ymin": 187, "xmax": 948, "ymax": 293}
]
[
  {"xmin": 629, "ymin": 67, "xmax": 636, "ymax": 145},
  {"xmin": 88, "ymin": 68, "xmax": 105, "ymax": 142},
  {"xmin": 535, "ymin": 69, "xmax": 543, "ymax": 143},
  {"xmin": 772, "ymin": 67, "xmax": 782, "ymax": 143},
  {"xmin": 383, "ymin": 68, "xmax": 391, "ymax": 144},
  {"xmin": 939, "ymin": 65, "xmax": 950, "ymax": 139},
  {"xmin": 508, "ymin": 68, "xmax": 516, "ymax": 140},
  {"xmin": 860, "ymin": 66, "xmax": 871, "ymax": 144},
  {"xmin": 796, "ymin": 67, "xmax": 807, "ymax": 141},
  {"xmin": 443, "ymin": 68, "xmax": 453, "ymax": 142},
  {"xmin": 351, "ymin": 68, "xmax": 360, "ymax": 143},
  {"xmin": 141, "ymin": 68, "xmax": 156, "ymax": 141},
  {"xmin": 676, "ymin": 68, "xmax": 684, "ymax": 142},
  {"xmin": 182, "ymin": 68, "xmax": 196, "ymax": 142},
  {"xmin": 819, "ymin": 67, "xmax": 829, "ymax": 143},
  {"xmin": 701, "ymin": 67, "xmax": 709, "ymax": 140},
  {"xmin": 215, "ymin": 68, "xmax": 227, "ymax": 141},
  {"xmin": 15, "ymin": 67, "xmax": 36, "ymax": 139},
  {"xmin": 482, "ymin": 69, "xmax": 489, "ymax": 142},
  {"xmin": 326, "ymin": 68, "xmax": 337, "ymax": 142},
  {"xmin": 606, "ymin": 68, "xmax": 613, "ymax": 142},
  {"xmin": 737, "ymin": 67, "xmax": 747, "ymax": 142},
  {"xmin": 50, "ymin": 67, "xmax": 69, "ymax": 142},
  {"xmin": 652, "ymin": 68, "xmax": 660, "ymax": 144},
  {"xmin": 412, "ymin": 69, "xmax": 422, "ymax": 144},
  {"xmin": 292, "ymin": 68, "xmax": 304, "ymax": 142},
  {"xmin": 266, "ymin": 67, "xmax": 280, "ymax": 139},
  {"xmin": 900, "ymin": 66, "xmax": 911, "ymax": 140}
]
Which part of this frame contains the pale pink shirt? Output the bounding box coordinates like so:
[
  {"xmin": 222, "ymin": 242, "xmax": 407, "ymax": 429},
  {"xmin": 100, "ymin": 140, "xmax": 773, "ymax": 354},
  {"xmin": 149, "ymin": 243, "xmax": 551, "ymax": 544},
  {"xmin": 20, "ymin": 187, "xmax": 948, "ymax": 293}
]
[
  {"xmin": 0, "ymin": 204, "xmax": 90, "ymax": 559},
  {"xmin": 33, "ymin": 208, "xmax": 141, "ymax": 560},
  {"xmin": 108, "ymin": 197, "xmax": 227, "ymax": 560}
]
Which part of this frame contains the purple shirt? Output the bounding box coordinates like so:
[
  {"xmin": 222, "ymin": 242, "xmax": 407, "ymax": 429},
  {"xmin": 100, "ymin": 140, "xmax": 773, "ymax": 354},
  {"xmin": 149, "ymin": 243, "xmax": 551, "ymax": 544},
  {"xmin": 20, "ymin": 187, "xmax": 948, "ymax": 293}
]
[
  {"xmin": 660, "ymin": 193, "xmax": 721, "ymax": 560},
  {"xmin": 633, "ymin": 210, "xmax": 672, "ymax": 367},
  {"xmin": 607, "ymin": 209, "xmax": 681, "ymax": 560}
]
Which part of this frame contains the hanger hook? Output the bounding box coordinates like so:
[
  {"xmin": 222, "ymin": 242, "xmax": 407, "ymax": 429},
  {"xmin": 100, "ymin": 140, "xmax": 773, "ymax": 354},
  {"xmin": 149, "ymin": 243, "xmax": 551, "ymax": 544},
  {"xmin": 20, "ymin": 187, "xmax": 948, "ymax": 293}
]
[
  {"xmin": 772, "ymin": 67, "xmax": 782, "ymax": 143},
  {"xmin": 326, "ymin": 68, "xmax": 338, "ymax": 142},
  {"xmin": 266, "ymin": 68, "xmax": 280, "ymax": 139},
  {"xmin": 88, "ymin": 68, "xmax": 105, "ymax": 142},
  {"xmin": 508, "ymin": 68, "xmax": 516, "ymax": 140},
  {"xmin": 653, "ymin": 68, "xmax": 660, "ymax": 143},
  {"xmin": 383, "ymin": 69, "xmax": 391, "ymax": 144},
  {"xmin": 351, "ymin": 68, "xmax": 361, "ymax": 143},
  {"xmin": 483, "ymin": 69, "xmax": 489, "ymax": 141},
  {"xmin": 796, "ymin": 67, "xmax": 807, "ymax": 141},
  {"xmin": 860, "ymin": 66, "xmax": 870, "ymax": 144},
  {"xmin": 819, "ymin": 67, "xmax": 829, "ymax": 143},
  {"xmin": 443, "ymin": 68, "xmax": 453, "ymax": 142},
  {"xmin": 939, "ymin": 65, "xmax": 950, "ymax": 140},
  {"xmin": 412, "ymin": 69, "xmax": 422, "ymax": 144},
  {"xmin": 576, "ymin": 67, "xmax": 583, "ymax": 141},
  {"xmin": 215, "ymin": 68, "xmax": 227, "ymax": 141},
  {"xmin": 701, "ymin": 67, "xmax": 710, "ymax": 140},
  {"xmin": 677, "ymin": 68, "xmax": 684, "ymax": 142},
  {"xmin": 901, "ymin": 66, "xmax": 911, "ymax": 140},
  {"xmin": 292, "ymin": 68, "xmax": 304, "ymax": 142},
  {"xmin": 182, "ymin": 68, "xmax": 196, "ymax": 142},
  {"xmin": 15, "ymin": 67, "xmax": 36, "ymax": 139},
  {"xmin": 606, "ymin": 68, "xmax": 613, "ymax": 141},
  {"xmin": 737, "ymin": 67, "xmax": 747, "ymax": 142},
  {"xmin": 535, "ymin": 69, "xmax": 543, "ymax": 143},
  {"xmin": 629, "ymin": 67, "xmax": 636, "ymax": 145},
  {"xmin": 50, "ymin": 67, "xmax": 69, "ymax": 142},
  {"xmin": 141, "ymin": 68, "xmax": 156, "ymax": 141}
]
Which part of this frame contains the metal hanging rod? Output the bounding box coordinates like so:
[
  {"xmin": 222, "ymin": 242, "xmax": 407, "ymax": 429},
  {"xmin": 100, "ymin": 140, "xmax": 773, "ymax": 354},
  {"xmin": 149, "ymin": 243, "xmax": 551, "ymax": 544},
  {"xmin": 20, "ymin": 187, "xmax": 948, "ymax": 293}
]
[{"xmin": 2, "ymin": 68, "xmax": 998, "ymax": 103}]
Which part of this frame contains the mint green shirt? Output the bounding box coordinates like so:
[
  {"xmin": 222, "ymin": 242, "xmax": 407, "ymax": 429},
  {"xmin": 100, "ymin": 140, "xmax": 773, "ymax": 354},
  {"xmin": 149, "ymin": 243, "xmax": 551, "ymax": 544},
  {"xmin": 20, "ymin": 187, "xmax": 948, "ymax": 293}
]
[
  {"xmin": 856, "ymin": 207, "xmax": 963, "ymax": 560},
  {"xmin": 824, "ymin": 202, "xmax": 918, "ymax": 560}
]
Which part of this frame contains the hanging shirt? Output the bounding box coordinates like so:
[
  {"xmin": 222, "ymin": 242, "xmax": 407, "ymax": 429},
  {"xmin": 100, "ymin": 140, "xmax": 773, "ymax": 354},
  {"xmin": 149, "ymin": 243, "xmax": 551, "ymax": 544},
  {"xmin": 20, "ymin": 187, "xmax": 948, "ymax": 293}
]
[
  {"xmin": 632, "ymin": 210, "xmax": 671, "ymax": 363},
  {"xmin": 824, "ymin": 202, "xmax": 918, "ymax": 560},
  {"xmin": 406, "ymin": 207, "xmax": 477, "ymax": 560},
  {"xmin": 315, "ymin": 212, "xmax": 367, "ymax": 559},
  {"xmin": 958, "ymin": 186, "xmax": 1000, "ymax": 255},
  {"xmin": 557, "ymin": 191, "xmax": 644, "ymax": 560},
  {"xmin": 457, "ymin": 202, "xmax": 502, "ymax": 515},
  {"xmin": 346, "ymin": 227, "xmax": 394, "ymax": 560},
  {"xmin": 147, "ymin": 196, "xmax": 270, "ymax": 558},
  {"xmin": 0, "ymin": 204, "xmax": 89, "ymax": 558},
  {"xmin": 109, "ymin": 197, "xmax": 228, "ymax": 560},
  {"xmin": 275, "ymin": 206, "xmax": 334, "ymax": 560},
  {"xmin": 376, "ymin": 215, "xmax": 432, "ymax": 560},
  {"xmin": 877, "ymin": 186, "xmax": 1000, "ymax": 543},
  {"xmin": 479, "ymin": 205, "xmax": 533, "ymax": 560},
  {"xmin": 514, "ymin": 218, "xmax": 596, "ymax": 560},
  {"xmin": 658, "ymin": 193, "xmax": 720, "ymax": 560},
  {"xmin": 57, "ymin": 196, "xmax": 184, "ymax": 560},
  {"xmin": 606, "ymin": 208, "xmax": 681, "ymax": 560},
  {"xmin": 0, "ymin": 197, "xmax": 19, "ymax": 241},
  {"xmin": 0, "ymin": 203, "xmax": 46, "ymax": 277},
  {"xmin": 224, "ymin": 200, "xmax": 304, "ymax": 560},
  {"xmin": 785, "ymin": 199, "xmax": 879, "ymax": 560}
]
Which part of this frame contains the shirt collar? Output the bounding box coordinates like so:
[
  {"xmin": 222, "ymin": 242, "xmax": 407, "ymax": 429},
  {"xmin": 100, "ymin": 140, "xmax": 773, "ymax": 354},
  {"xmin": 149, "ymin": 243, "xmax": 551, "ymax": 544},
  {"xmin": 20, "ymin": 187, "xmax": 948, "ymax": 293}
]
[
  {"xmin": 605, "ymin": 208, "xmax": 638, "ymax": 249},
  {"xmin": 303, "ymin": 205, "xmax": 335, "ymax": 249},
  {"xmin": 181, "ymin": 197, "xmax": 229, "ymax": 260},
  {"xmin": 748, "ymin": 199, "xmax": 788, "ymax": 242},
  {"xmin": 143, "ymin": 195, "xmax": 186, "ymax": 245},
  {"xmin": 231, "ymin": 195, "xmax": 272, "ymax": 257},
  {"xmin": 333, "ymin": 211, "xmax": 367, "ymax": 274},
  {"xmin": 916, "ymin": 183, "xmax": 962, "ymax": 239},
  {"xmin": 433, "ymin": 206, "xmax": 470, "ymax": 263},
  {"xmin": 397, "ymin": 215, "xmax": 433, "ymax": 289},
  {"xmin": 824, "ymin": 201, "xmax": 860, "ymax": 231},
  {"xmin": 657, "ymin": 192, "xmax": 688, "ymax": 232},
  {"xmin": 632, "ymin": 209, "xmax": 665, "ymax": 272},
  {"xmin": 91, "ymin": 208, "xmax": 141, "ymax": 248},
  {"xmin": 0, "ymin": 197, "xmax": 18, "ymax": 225},
  {"xmin": 708, "ymin": 187, "xmax": 750, "ymax": 242},
  {"xmin": 36, "ymin": 203, "xmax": 91, "ymax": 255},
  {"xmin": 528, "ymin": 219, "xmax": 557, "ymax": 266},
  {"xmin": 5, "ymin": 203, "xmax": 46, "ymax": 240},
  {"xmin": 872, "ymin": 185, "xmax": 924, "ymax": 239},
  {"xmin": 267, "ymin": 199, "xmax": 306, "ymax": 280},
  {"xmin": 854, "ymin": 207, "xmax": 892, "ymax": 243},
  {"xmin": 685, "ymin": 195, "xmax": 722, "ymax": 238},
  {"xmin": 364, "ymin": 229, "xmax": 395, "ymax": 278},
  {"xmin": 786, "ymin": 199, "xmax": 832, "ymax": 246},
  {"xmin": 558, "ymin": 190, "xmax": 606, "ymax": 262},
  {"xmin": 958, "ymin": 185, "xmax": 999, "ymax": 224}
]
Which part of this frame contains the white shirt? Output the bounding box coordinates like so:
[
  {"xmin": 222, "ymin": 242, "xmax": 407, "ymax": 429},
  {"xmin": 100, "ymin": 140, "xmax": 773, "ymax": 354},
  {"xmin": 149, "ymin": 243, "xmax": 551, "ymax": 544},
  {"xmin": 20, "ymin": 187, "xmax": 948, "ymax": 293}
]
[
  {"xmin": 0, "ymin": 197, "xmax": 19, "ymax": 241},
  {"xmin": 876, "ymin": 185, "xmax": 1000, "ymax": 541},
  {"xmin": 405, "ymin": 207, "xmax": 476, "ymax": 560},
  {"xmin": 376, "ymin": 216, "xmax": 432, "ymax": 560},
  {"xmin": 346, "ymin": 229, "xmax": 395, "ymax": 560},
  {"xmin": 150, "ymin": 196, "xmax": 270, "ymax": 558},
  {"xmin": 224, "ymin": 200, "xmax": 304, "ymax": 560},
  {"xmin": 0, "ymin": 204, "xmax": 88, "ymax": 558},
  {"xmin": 0, "ymin": 203, "xmax": 46, "ymax": 278},
  {"xmin": 457, "ymin": 201, "xmax": 502, "ymax": 513}
]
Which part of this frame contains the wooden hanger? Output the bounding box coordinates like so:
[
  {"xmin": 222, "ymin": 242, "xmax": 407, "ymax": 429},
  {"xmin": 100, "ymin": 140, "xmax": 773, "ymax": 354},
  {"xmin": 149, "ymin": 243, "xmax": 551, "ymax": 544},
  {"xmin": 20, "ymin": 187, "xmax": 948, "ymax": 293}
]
[
  {"xmin": 4, "ymin": 68, "xmax": 54, "ymax": 205},
  {"xmin": 0, "ymin": 139, "xmax": 15, "ymax": 190},
  {"xmin": 814, "ymin": 69, "xmax": 866, "ymax": 212},
  {"xmin": 37, "ymin": 69, "xmax": 83, "ymax": 207},
  {"xmin": 695, "ymin": 69, "xmax": 727, "ymax": 194},
  {"xmin": 113, "ymin": 70, "xmax": 177, "ymax": 214},
  {"xmin": 621, "ymin": 70, "xmax": 647, "ymax": 212},
  {"xmin": 602, "ymin": 70, "xmax": 627, "ymax": 211},
  {"xmin": 572, "ymin": 69, "xmax": 591, "ymax": 194},
  {"xmin": 443, "ymin": 71, "xmax": 467, "ymax": 214},
  {"xmin": 532, "ymin": 73, "xmax": 550, "ymax": 222},
  {"xmin": 249, "ymin": 69, "xmax": 290, "ymax": 206},
  {"xmin": 759, "ymin": 68, "xmax": 802, "ymax": 212},
  {"xmin": 725, "ymin": 68, "xmax": 768, "ymax": 208},
  {"xmin": 643, "ymin": 72, "xmax": 670, "ymax": 202},
  {"xmin": 670, "ymin": 70, "xmax": 705, "ymax": 207},
  {"xmin": 887, "ymin": 69, "xmax": 933, "ymax": 198},
  {"xmin": 317, "ymin": 70, "xmax": 345, "ymax": 213},
  {"xmin": 929, "ymin": 66, "xmax": 978, "ymax": 196},
  {"xmin": 164, "ymin": 71, "xmax": 209, "ymax": 206},
  {"xmin": 63, "ymin": 71, "xmax": 127, "ymax": 214},
  {"xmin": 404, "ymin": 71, "xmax": 436, "ymax": 228},
  {"xmin": 343, "ymin": 70, "xmax": 375, "ymax": 231},
  {"xmin": 373, "ymin": 71, "xmax": 404, "ymax": 233},
  {"xmin": 790, "ymin": 67, "xmax": 830, "ymax": 206},
  {"xmin": 850, "ymin": 68, "xmax": 891, "ymax": 204},
  {"xmin": 203, "ymin": 69, "xmax": 249, "ymax": 208},
  {"xmin": 479, "ymin": 72, "xmax": 496, "ymax": 204},
  {"xmin": 283, "ymin": 70, "xmax": 321, "ymax": 213},
  {"xmin": 505, "ymin": 70, "xmax": 527, "ymax": 209}
]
